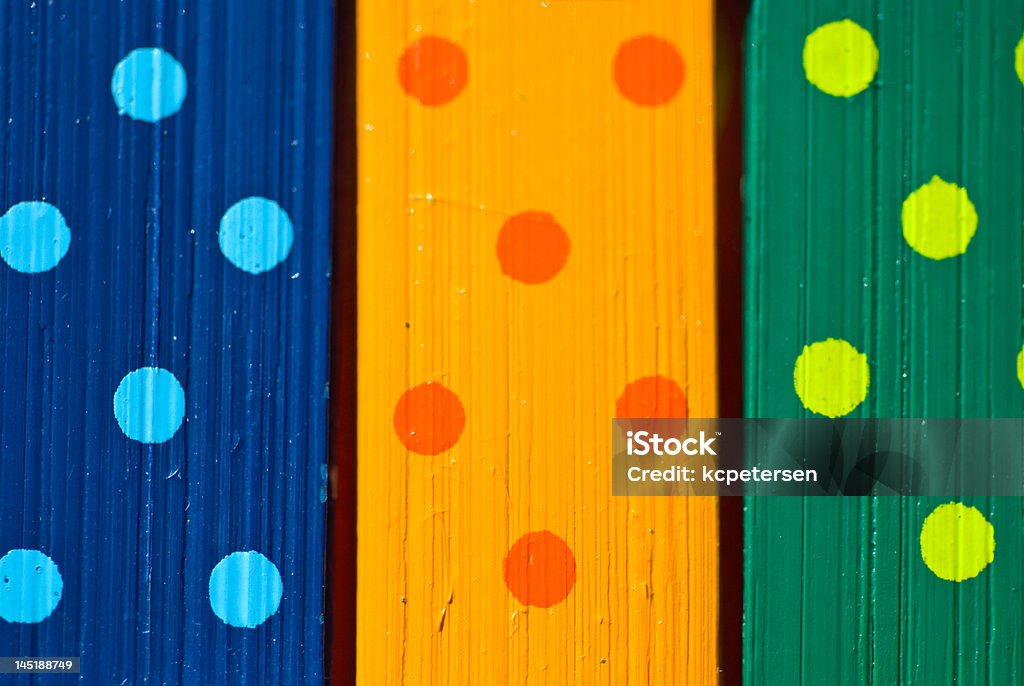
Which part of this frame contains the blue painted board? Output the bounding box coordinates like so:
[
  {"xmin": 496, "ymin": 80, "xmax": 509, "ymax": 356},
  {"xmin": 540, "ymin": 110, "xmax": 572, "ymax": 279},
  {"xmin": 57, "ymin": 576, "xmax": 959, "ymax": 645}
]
[{"xmin": 0, "ymin": 1, "xmax": 333, "ymax": 683}]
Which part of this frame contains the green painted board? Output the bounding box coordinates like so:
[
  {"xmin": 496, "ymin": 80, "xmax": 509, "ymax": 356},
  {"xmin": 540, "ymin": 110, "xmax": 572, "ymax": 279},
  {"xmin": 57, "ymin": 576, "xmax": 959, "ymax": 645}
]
[{"xmin": 745, "ymin": 1, "xmax": 1024, "ymax": 683}]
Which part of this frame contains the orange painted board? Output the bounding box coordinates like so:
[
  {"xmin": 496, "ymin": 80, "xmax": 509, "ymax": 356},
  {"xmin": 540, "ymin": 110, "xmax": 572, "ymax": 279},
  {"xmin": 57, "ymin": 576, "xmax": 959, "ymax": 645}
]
[{"xmin": 356, "ymin": 1, "xmax": 718, "ymax": 683}]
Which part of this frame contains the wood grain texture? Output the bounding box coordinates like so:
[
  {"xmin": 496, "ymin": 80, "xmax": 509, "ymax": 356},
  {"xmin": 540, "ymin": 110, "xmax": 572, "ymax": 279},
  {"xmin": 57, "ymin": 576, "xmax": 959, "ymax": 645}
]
[
  {"xmin": 745, "ymin": 1, "xmax": 1024, "ymax": 683},
  {"xmin": 0, "ymin": 2, "xmax": 332, "ymax": 683},
  {"xmin": 356, "ymin": 1, "xmax": 719, "ymax": 683}
]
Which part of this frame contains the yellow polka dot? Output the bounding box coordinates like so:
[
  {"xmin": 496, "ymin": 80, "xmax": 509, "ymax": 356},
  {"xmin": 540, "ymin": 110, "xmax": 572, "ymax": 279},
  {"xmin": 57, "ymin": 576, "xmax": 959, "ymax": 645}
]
[
  {"xmin": 901, "ymin": 176, "xmax": 978, "ymax": 260},
  {"xmin": 1016, "ymin": 343, "xmax": 1024, "ymax": 390},
  {"xmin": 1016, "ymin": 33, "xmax": 1024, "ymax": 86},
  {"xmin": 920, "ymin": 503, "xmax": 995, "ymax": 582},
  {"xmin": 793, "ymin": 338, "xmax": 869, "ymax": 417},
  {"xmin": 803, "ymin": 19, "xmax": 879, "ymax": 97}
]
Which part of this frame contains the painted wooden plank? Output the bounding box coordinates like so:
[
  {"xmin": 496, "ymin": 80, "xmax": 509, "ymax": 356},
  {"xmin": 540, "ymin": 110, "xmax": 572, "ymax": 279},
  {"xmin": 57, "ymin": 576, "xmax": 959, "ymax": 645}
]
[
  {"xmin": 356, "ymin": 0, "xmax": 718, "ymax": 683},
  {"xmin": 0, "ymin": 2, "xmax": 333, "ymax": 683},
  {"xmin": 745, "ymin": 1, "xmax": 1024, "ymax": 683}
]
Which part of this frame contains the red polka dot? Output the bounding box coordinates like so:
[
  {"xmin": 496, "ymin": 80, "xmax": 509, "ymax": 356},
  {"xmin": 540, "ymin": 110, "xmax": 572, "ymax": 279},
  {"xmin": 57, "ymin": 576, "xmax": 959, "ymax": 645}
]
[
  {"xmin": 496, "ymin": 211, "xmax": 570, "ymax": 284},
  {"xmin": 398, "ymin": 36, "xmax": 468, "ymax": 106},
  {"xmin": 613, "ymin": 35, "xmax": 685, "ymax": 106},
  {"xmin": 503, "ymin": 531, "xmax": 576, "ymax": 608},
  {"xmin": 615, "ymin": 375, "xmax": 688, "ymax": 434},
  {"xmin": 393, "ymin": 382, "xmax": 466, "ymax": 455}
]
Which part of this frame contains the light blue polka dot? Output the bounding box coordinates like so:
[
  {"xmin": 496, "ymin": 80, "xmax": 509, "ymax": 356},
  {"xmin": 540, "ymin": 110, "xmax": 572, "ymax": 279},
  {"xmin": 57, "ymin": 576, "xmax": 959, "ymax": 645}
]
[
  {"xmin": 113, "ymin": 367, "xmax": 185, "ymax": 444},
  {"xmin": 218, "ymin": 197, "xmax": 294, "ymax": 274},
  {"xmin": 0, "ymin": 202, "xmax": 71, "ymax": 273},
  {"xmin": 0, "ymin": 549, "xmax": 63, "ymax": 624},
  {"xmin": 111, "ymin": 48, "xmax": 187, "ymax": 123},
  {"xmin": 209, "ymin": 551, "xmax": 283, "ymax": 628}
]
